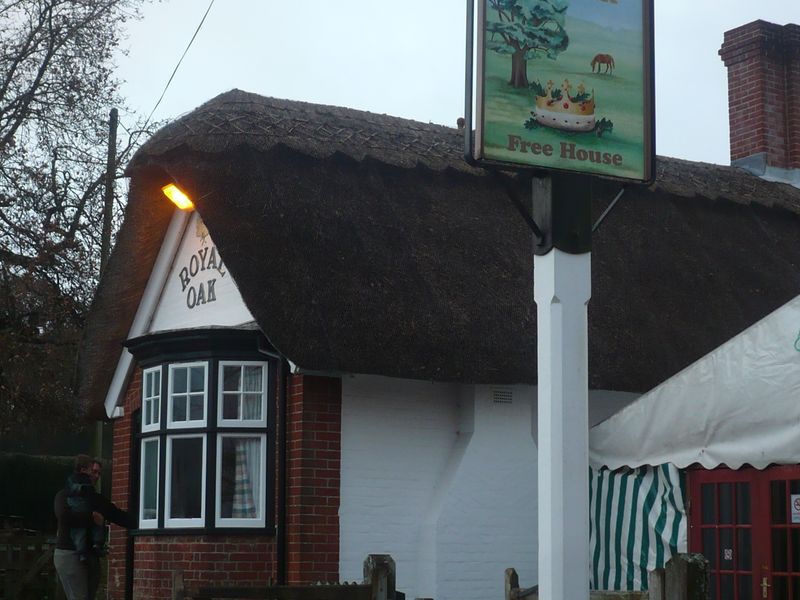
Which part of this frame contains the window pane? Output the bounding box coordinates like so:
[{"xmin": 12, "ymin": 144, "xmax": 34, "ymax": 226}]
[
  {"xmin": 738, "ymin": 575, "xmax": 752, "ymax": 600},
  {"xmin": 189, "ymin": 394, "xmax": 204, "ymax": 421},
  {"xmin": 190, "ymin": 367, "xmax": 204, "ymax": 393},
  {"xmin": 720, "ymin": 574, "xmax": 733, "ymax": 600},
  {"xmin": 223, "ymin": 394, "xmax": 239, "ymax": 420},
  {"xmin": 223, "ymin": 366, "xmax": 240, "ymax": 392},
  {"xmin": 169, "ymin": 437, "xmax": 203, "ymax": 519},
  {"xmin": 702, "ymin": 484, "xmax": 716, "ymax": 524},
  {"xmin": 172, "ymin": 397, "xmax": 187, "ymax": 422},
  {"xmin": 702, "ymin": 528, "xmax": 717, "ymax": 569},
  {"xmin": 774, "ymin": 529, "xmax": 789, "ymax": 572},
  {"xmin": 736, "ymin": 482, "xmax": 751, "ymax": 524},
  {"xmin": 775, "ymin": 576, "xmax": 788, "ymax": 599},
  {"xmin": 144, "ymin": 398, "xmax": 153, "ymax": 426},
  {"xmin": 243, "ymin": 367, "xmax": 262, "ymax": 392},
  {"xmin": 793, "ymin": 529, "xmax": 800, "ymax": 572},
  {"xmin": 773, "ymin": 481, "xmax": 788, "ymax": 524},
  {"xmin": 719, "ymin": 483, "xmax": 733, "ymax": 524},
  {"xmin": 243, "ymin": 394, "xmax": 262, "ymax": 420},
  {"xmin": 142, "ymin": 440, "xmax": 159, "ymax": 520},
  {"xmin": 152, "ymin": 396, "xmax": 160, "ymax": 425},
  {"xmin": 173, "ymin": 368, "xmax": 187, "ymax": 394},
  {"xmin": 720, "ymin": 528, "xmax": 734, "ymax": 569},
  {"xmin": 737, "ymin": 528, "xmax": 752, "ymax": 570},
  {"xmin": 219, "ymin": 437, "xmax": 262, "ymax": 520}
]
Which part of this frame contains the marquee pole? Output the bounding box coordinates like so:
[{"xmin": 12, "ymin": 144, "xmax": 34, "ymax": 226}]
[{"xmin": 532, "ymin": 175, "xmax": 592, "ymax": 600}]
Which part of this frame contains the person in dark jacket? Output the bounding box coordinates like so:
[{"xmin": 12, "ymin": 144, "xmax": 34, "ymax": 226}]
[
  {"xmin": 54, "ymin": 455, "xmax": 135, "ymax": 600},
  {"xmin": 65, "ymin": 467, "xmax": 106, "ymax": 561}
]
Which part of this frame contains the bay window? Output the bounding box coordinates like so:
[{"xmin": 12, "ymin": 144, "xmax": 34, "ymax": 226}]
[{"xmin": 129, "ymin": 329, "xmax": 275, "ymax": 532}]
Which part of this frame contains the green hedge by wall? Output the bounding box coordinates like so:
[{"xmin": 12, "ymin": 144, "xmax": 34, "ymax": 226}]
[{"xmin": 0, "ymin": 453, "xmax": 74, "ymax": 533}]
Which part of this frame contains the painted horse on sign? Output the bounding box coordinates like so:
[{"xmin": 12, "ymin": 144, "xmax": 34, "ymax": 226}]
[{"xmin": 591, "ymin": 53, "xmax": 615, "ymax": 74}]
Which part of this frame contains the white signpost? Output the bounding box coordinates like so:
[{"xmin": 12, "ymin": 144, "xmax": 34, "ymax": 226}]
[
  {"xmin": 465, "ymin": 1, "xmax": 654, "ymax": 597},
  {"xmin": 530, "ymin": 176, "xmax": 592, "ymax": 599},
  {"xmin": 535, "ymin": 247, "xmax": 591, "ymax": 599}
]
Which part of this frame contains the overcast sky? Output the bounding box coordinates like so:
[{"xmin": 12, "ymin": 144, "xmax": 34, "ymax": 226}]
[{"xmin": 116, "ymin": 1, "xmax": 798, "ymax": 166}]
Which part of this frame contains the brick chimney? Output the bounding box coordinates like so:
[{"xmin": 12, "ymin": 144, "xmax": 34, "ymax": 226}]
[{"xmin": 719, "ymin": 20, "xmax": 800, "ymax": 185}]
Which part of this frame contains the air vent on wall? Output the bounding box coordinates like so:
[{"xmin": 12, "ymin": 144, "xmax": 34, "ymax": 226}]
[{"xmin": 491, "ymin": 387, "xmax": 513, "ymax": 404}]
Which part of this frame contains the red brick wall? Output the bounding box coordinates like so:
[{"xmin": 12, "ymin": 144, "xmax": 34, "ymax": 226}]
[
  {"xmin": 105, "ymin": 368, "xmax": 342, "ymax": 599},
  {"xmin": 286, "ymin": 375, "xmax": 342, "ymax": 584},
  {"xmin": 719, "ymin": 21, "xmax": 800, "ymax": 169},
  {"xmin": 107, "ymin": 369, "xmax": 140, "ymax": 599},
  {"xmin": 131, "ymin": 536, "xmax": 276, "ymax": 600},
  {"xmin": 785, "ymin": 25, "xmax": 800, "ymax": 168}
]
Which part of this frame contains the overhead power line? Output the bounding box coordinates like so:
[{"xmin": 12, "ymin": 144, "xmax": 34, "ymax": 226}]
[{"xmin": 142, "ymin": 0, "xmax": 216, "ymax": 132}]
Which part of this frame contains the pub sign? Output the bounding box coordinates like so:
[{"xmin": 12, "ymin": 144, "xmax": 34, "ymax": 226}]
[{"xmin": 468, "ymin": 0, "xmax": 654, "ymax": 182}]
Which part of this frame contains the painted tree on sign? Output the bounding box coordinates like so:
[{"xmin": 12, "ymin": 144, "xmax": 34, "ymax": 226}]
[{"xmin": 486, "ymin": 0, "xmax": 570, "ymax": 88}]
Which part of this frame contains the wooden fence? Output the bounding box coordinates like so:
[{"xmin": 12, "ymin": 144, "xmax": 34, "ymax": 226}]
[
  {"xmin": 173, "ymin": 554, "xmax": 400, "ymax": 600},
  {"xmin": 505, "ymin": 554, "xmax": 709, "ymax": 600},
  {"xmin": 0, "ymin": 516, "xmax": 60, "ymax": 600}
]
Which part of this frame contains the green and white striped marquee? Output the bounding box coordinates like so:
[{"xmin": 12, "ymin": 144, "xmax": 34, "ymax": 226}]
[{"xmin": 589, "ymin": 464, "xmax": 687, "ymax": 591}]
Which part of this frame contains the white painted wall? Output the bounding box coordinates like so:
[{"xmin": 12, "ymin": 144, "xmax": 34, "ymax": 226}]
[
  {"xmin": 339, "ymin": 376, "xmax": 638, "ymax": 600},
  {"xmin": 339, "ymin": 376, "xmax": 461, "ymax": 598},
  {"xmin": 431, "ymin": 384, "xmax": 538, "ymax": 600}
]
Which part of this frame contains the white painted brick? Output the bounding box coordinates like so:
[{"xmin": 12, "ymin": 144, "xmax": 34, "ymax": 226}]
[{"xmin": 339, "ymin": 375, "xmax": 638, "ymax": 600}]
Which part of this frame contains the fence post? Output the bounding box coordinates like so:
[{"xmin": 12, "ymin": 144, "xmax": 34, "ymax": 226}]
[
  {"xmin": 648, "ymin": 567, "xmax": 665, "ymax": 600},
  {"xmin": 364, "ymin": 554, "xmax": 396, "ymax": 600},
  {"xmin": 505, "ymin": 568, "xmax": 520, "ymax": 600},
  {"xmin": 664, "ymin": 553, "xmax": 709, "ymax": 600}
]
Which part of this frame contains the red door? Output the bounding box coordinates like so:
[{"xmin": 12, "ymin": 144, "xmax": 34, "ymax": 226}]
[{"xmin": 688, "ymin": 466, "xmax": 800, "ymax": 600}]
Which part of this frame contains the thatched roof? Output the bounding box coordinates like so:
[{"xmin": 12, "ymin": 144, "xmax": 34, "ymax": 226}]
[{"xmin": 80, "ymin": 89, "xmax": 800, "ymax": 419}]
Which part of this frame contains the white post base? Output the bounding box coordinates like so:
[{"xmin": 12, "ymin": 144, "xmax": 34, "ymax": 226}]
[{"xmin": 534, "ymin": 248, "xmax": 591, "ymax": 600}]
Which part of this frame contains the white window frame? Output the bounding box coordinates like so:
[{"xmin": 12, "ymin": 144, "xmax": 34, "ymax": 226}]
[
  {"xmin": 164, "ymin": 434, "xmax": 207, "ymax": 528},
  {"xmin": 217, "ymin": 361, "xmax": 268, "ymax": 428},
  {"xmin": 142, "ymin": 366, "xmax": 162, "ymax": 433},
  {"xmin": 215, "ymin": 433, "xmax": 267, "ymax": 528},
  {"xmin": 138, "ymin": 437, "xmax": 160, "ymax": 529},
  {"xmin": 167, "ymin": 362, "xmax": 208, "ymax": 429}
]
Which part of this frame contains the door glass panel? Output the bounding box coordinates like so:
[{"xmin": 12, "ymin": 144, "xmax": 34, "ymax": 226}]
[
  {"xmin": 792, "ymin": 529, "xmax": 800, "ymax": 572},
  {"xmin": 720, "ymin": 528, "xmax": 735, "ymax": 569},
  {"xmin": 703, "ymin": 528, "xmax": 717, "ymax": 569},
  {"xmin": 737, "ymin": 482, "xmax": 751, "ymax": 524},
  {"xmin": 774, "ymin": 529, "xmax": 789, "ymax": 572},
  {"xmin": 709, "ymin": 574, "xmax": 717, "ymax": 600},
  {"xmin": 790, "ymin": 480, "xmax": 800, "ymax": 495},
  {"xmin": 720, "ymin": 574, "xmax": 734, "ymax": 599},
  {"xmin": 774, "ymin": 576, "xmax": 788, "ymax": 599},
  {"xmin": 738, "ymin": 528, "xmax": 752, "ymax": 570},
  {"xmin": 793, "ymin": 576, "xmax": 800, "ymax": 600},
  {"xmin": 702, "ymin": 483, "xmax": 716, "ymax": 524},
  {"xmin": 773, "ymin": 481, "xmax": 788, "ymax": 524},
  {"xmin": 738, "ymin": 574, "xmax": 752, "ymax": 600},
  {"xmin": 720, "ymin": 483, "xmax": 734, "ymax": 524}
]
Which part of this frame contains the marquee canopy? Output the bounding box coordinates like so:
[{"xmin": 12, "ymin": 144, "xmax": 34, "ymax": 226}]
[{"xmin": 590, "ymin": 295, "xmax": 800, "ymax": 470}]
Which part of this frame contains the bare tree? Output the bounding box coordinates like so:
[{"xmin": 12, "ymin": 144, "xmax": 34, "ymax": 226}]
[{"xmin": 0, "ymin": 0, "xmax": 148, "ymax": 438}]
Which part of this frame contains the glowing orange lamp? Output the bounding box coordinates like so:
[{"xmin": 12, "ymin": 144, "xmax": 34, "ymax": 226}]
[{"xmin": 162, "ymin": 183, "xmax": 194, "ymax": 210}]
